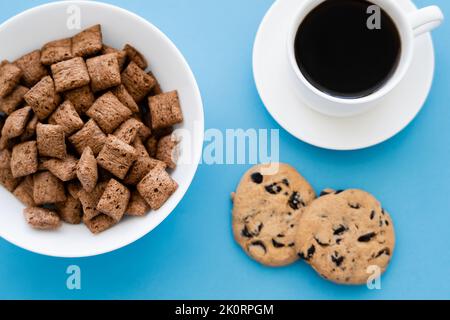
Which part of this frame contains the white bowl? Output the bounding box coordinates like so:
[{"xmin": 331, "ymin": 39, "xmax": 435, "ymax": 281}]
[{"xmin": 0, "ymin": 1, "xmax": 204, "ymax": 257}]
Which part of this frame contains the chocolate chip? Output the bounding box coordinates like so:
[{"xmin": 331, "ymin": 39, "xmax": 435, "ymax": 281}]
[
  {"xmin": 333, "ymin": 225, "xmax": 347, "ymax": 235},
  {"xmin": 288, "ymin": 243, "xmax": 295, "ymax": 247},
  {"xmin": 370, "ymin": 210, "xmax": 376, "ymax": 220},
  {"xmin": 272, "ymin": 239, "xmax": 285, "ymax": 248},
  {"xmin": 375, "ymin": 248, "xmax": 391, "ymax": 258},
  {"xmin": 331, "ymin": 252, "xmax": 344, "ymax": 267},
  {"xmin": 300, "ymin": 245, "xmax": 316, "ymax": 261},
  {"xmin": 381, "ymin": 208, "xmax": 386, "ymax": 215},
  {"xmin": 336, "ymin": 238, "xmax": 342, "ymax": 244},
  {"xmin": 385, "ymin": 220, "xmax": 390, "ymax": 226},
  {"xmin": 265, "ymin": 183, "xmax": 282, "ymax": 195},
  {"xmin": 349, "ymin": 203, "xmax": 361, "ymax": 209},
  {"xmin": 250, "ymin": 241, "xmax": 266, "ymax": 254},
  {"xmin": 314, "ymin": 237, "xmax": 329, "ymax": 247},
  {"xmin": 250, "ymin": 172, "xmax": 263, "ymax": 184},
  {"xmin": 358, "ymin": 232, "xmax": 376, "ymax": 242},
  {"xmin": 288, "ymin": 192, "xmax": 305, "ymax": 210},
  {"xmin": 241, "ymin": 226, "xmax": 253, "ymax": 238},
  {"xmin": 242, "ymin": 223, "xmax": 263, "ymax": 238},
  {"xmin": 282, "ymin": 179, "xmax": 289, "ymax": 186},
  {"xmin": 277, "ymin": 233, "xmax": 285, "ymax": 238}
]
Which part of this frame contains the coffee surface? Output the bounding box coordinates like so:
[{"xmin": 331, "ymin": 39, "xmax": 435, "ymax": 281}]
[{"xmin": 295, "ymin": 0, "xmax": 401, "ymax": 98}]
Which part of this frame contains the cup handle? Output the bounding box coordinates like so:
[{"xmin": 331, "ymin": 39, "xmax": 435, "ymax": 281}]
[{"xmin": 409, "ymin": 6, "xmax": 444, "ymax": 37}]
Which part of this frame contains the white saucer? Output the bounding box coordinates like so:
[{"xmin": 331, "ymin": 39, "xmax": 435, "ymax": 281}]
[{"xmin": 253, "ymin": 0, "xmax": 435, "ymax": 150}]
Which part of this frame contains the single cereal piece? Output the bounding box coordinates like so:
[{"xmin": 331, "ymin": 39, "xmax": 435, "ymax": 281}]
[
  {"xmin": 126, "ymin": 190, "xmax": 150, "ymax": 216},
  {"xmin": 0, "ymin": 62, "xmax": 22, "ymax": 97},
  {"xmin": 148, "ymin": 71, "xmax": 163, "ymax": 96},
  {"xmin": 111, "ymin": 84, "xmax": 139, "ymax": 113},
  {"xmin": 102, "ymin": 45, "xmax": 127, "ymax": 70},
  {"xmin": 24, "ymin": 76, "xmax": 60, "ymax": 120},
  {"xmin": 96, "ymin": 135, "xmax": 138, "ymax": 179},
  {"xmin": 41, "ymin": 156, "xmax": 78, "ymax": 181},
  {"xmin": 11, "ymin": 141, "xmax": 38, "ymax": 178},
  {"xmin": 78, "ymin": 181, "xmax": 107, "ymax": 222},
  {"xmin": 13, "ymin": 176, "xmax": 35, "ymax": 207},
  {"xmin": 124, "ymin": 138, "xmax": 166, "ymax": 185},
  {"xmin": 86, "ymin": 92, "xmax": 132, "ymax": 134},
  {"xmin": 86, "ymin": 53, "xmax": 121, "ymax": 92},
  {"xmin": 51, "ymin": 57, "xmax": 91, "ymax": 93},
  {"xmin": 77, "ymin": 146, "xmax": 98, "ymax": 192},
  {"xmin": 41, "ymin": 38, "xmax": 73, "ymax": 65},
  {"xmin": 0, "ymin": 150, "xmax": 20, "ymax": 191},
  {"xmin": 113, "ymin": 118, "xmax": 145, "ymax": 144},
  {"xmin": 97, "ymin": 179, "xmax": 130, "ymax": 222},
  {"xmin": 56, "ymin": 195, "xmax": 82, "ymax": 224},
  {"xmin": 156, "ymin": 134, "xmax": 179, "ymax": 169},
  {"xmin": 85, "ymin": 214, "xmax": 116, "ymax": 234},
  {"xmin": 137, "ymin": 166, "xmax": 178, "ymax": 210},
  {"xmin": 1, "ymin": 106, "xmax": 32, "ymax": 139},
  {"xmin": 14, "ymin": 50, "xmax": 48, "ymax": 87},
  {"xmin": 121, "ymin": 62, "xmax": 156, "ymax": 103},
  {"xmin": 48, "ymin": 100, "xmax": 84, "ymax": 135},
  {"xmin": 295, "ymin": 190, "xmax": 395, "ymax": 285},
  {"xmin": 67, "ymin": 180, "xmax": 82, "ymax": 199},
  {"xmin": 33, "ymin": 171, "xmax": 66, "ymax": 205},
  {"xmin": 124, "ymin": 44, "xmax": 148, "ymax": 70},
  {"xmin": 36, "ymin": 123, "xmax": 66, "ymax": 159},
  {"xmin": 72, "ymin": 25, "xmax": 103, "ymax": 58},
  {"xmin": 232, "ymin": 163, "xmax": 317, "ymax": 267},
  {"xmin": 0, "ymin": 85, "xmax": 29, "ymax": 115},
  {"xmin": 69, "ymin": 119, "xmax": 106, "ymax": 156},
  {"xmin": 63, "ymin": 85, "xmax": 95, "ymax": 115},
  {"xmin": 20, "ymin": 114, "xmax": 38, "ymax": 141},
  {"xmin": 24, "ymin": 207, "xmax": 61, "ymax": 230},
  {"xmin": 149, "ymin": 91, "xmax": 183, "ymax": 130}
]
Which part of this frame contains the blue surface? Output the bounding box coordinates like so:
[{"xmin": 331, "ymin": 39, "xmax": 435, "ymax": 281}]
[{"xmin": 1, "ymin": 0, "xmax": 449, "ymax": 300}]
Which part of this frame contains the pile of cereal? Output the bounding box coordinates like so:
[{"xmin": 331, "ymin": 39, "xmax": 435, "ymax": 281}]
[{"xmin": 0, "ymin": 25, "xmax": 182, "ymax": 234}]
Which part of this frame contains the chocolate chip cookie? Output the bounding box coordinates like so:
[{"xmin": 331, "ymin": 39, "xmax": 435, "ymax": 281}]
[
  {"xmin": 232, "ymin": 163, "xmax": 316, "ymax": 267},
  {"xmin": 295, "ymin": 189, "xmax": 395, "ymax": 284}
]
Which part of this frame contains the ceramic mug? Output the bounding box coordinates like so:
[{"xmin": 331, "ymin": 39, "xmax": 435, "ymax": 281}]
[{"xmin": 287, "ymin": 0, "xmax": 444, "ymax": 117}]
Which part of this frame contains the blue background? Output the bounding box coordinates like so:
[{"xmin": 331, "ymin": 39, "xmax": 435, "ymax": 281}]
[{"xmin": 1, "ymin": 0, "xmax": 449, "ymax": 300}]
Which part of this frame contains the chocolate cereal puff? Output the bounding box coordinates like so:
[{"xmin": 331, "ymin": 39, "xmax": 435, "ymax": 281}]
[
  {"xmin": 56, "ymin": 195, "xmax": 82, "ymax": 225},
  {"xmin": 149, "ymin": 91, "xmax": 183, "ymax": 130},
  {"xmin": 84, "ymin": 213, "xmax": 116, "ymax": 234},
  {"xmin": 86, "ymin": 53, "xmax": 121, "ymax": 92},
  {"xmin": 97, "ymin": 135, "xmax": 137, "ymax": 179},
  {"xmin": 0, "ymin": 150, "xmax": 20, "ymax": 192},
  {"xmin": 86, "ymin": 92, "xmax": 132, "ymax": 134},
  {"xmin": 0, "ymin": 85, "xmax": 29, "ymax": 115},
  {"xmin": 78, "ymin": 180, "xmax": 107, "ymax": 222},
  {"xmin": 24, "ymin": 76, "xmax": 60, "ymax": 120},
  {"xmin": 48, "ymin": 100, "xmax": 84, "ymax": 135},
  {"xmin": 63, "ymin": 85, "xmax": 95, "ymax": 115},
  {"xmin": 124, "ymin": 138, "xmax": 166, "ymax": 186},
  {"xmin": 111, "ymin": 84, "xmax": 139, "ymax": 113},
  {"xmin": 77, "ymin": 146, "xmax": 98, "ymax": 192},
  {"xmin": 0, "ymin": 62, "xmax": 22, "ymax": 98},
  {"xmin": 72, "ymin": 25, "xmax": 103, "ymax": 58},
  {"xmin": 113, "ymin": 118, "xmax": 146, "ymax": 144},
  {"xmin": 156, "ymin": 134, "xmax": 179, "ymax": 169},
  {"xmin": 137, "ymin": 166, "xmax": 178, "ymax": 210},
  {"xmin": 24, "ymin": 207, "xmax": 61, "ymax": 230},
  {"xmin": 41, "ymin": 156, "xmax": 78, "ymax": 182},
  {"xmin": 51, "ymin": 57, "xmax": 91, "ymax": 93},
  {"xmin": 36, "ymin": 123, "xmax": 66, "ymax": 159},
  {"xmin": 20, "ymin": 114, "xmax": 38, "ymax": 141},
  {"xmin": 97, "ymin": 179, "xmax": 130, "ymax": 222},
  {"xmin": 11, "ymin": 141, "xmax": 38, "ymax": 178},
  {"xmin": 13, "ymin": 176, "xmax": 35, "ymax": 207},
  {"xmin": 1, "ymin": 106, "xmax": 32, "ymax": 139},
  {"xmin": 41, "ymin": 38, "xmax": 73, "ymax": 65},
  {"xmin": 102, "ymin": 45, "xmax": 127, "ymax": 70},
  {"xmin": 14, "ymin": 50, "xmax": 48, "ymax": 87},
  {"xmin": 121, "ymin": 61, "xmax": 156, "ymax": 103},
  {"xmin": 126, "ymin": 190, "xmax": 150, "ymax": 216},
  {"xmin": 69, "ymin": 119, "xmax": 106, "ymax": 156},
  {"xmin": 123, "ymin": 44, "xmax": 148, "ymax": 70},
  {"xmin": 33, "ymin": 171, "xmax": 66, "ymax": 205}
]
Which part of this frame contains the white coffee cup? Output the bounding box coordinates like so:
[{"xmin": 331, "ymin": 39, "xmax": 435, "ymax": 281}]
[{"xmin": 287, "ymin": 0, "xmax": 443, "ymax": 117}]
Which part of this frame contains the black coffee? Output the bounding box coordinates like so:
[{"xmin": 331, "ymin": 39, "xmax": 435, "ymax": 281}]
[{"xmin": 294, "ymin": 0, "xmax": 401, "ymax": 98}]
